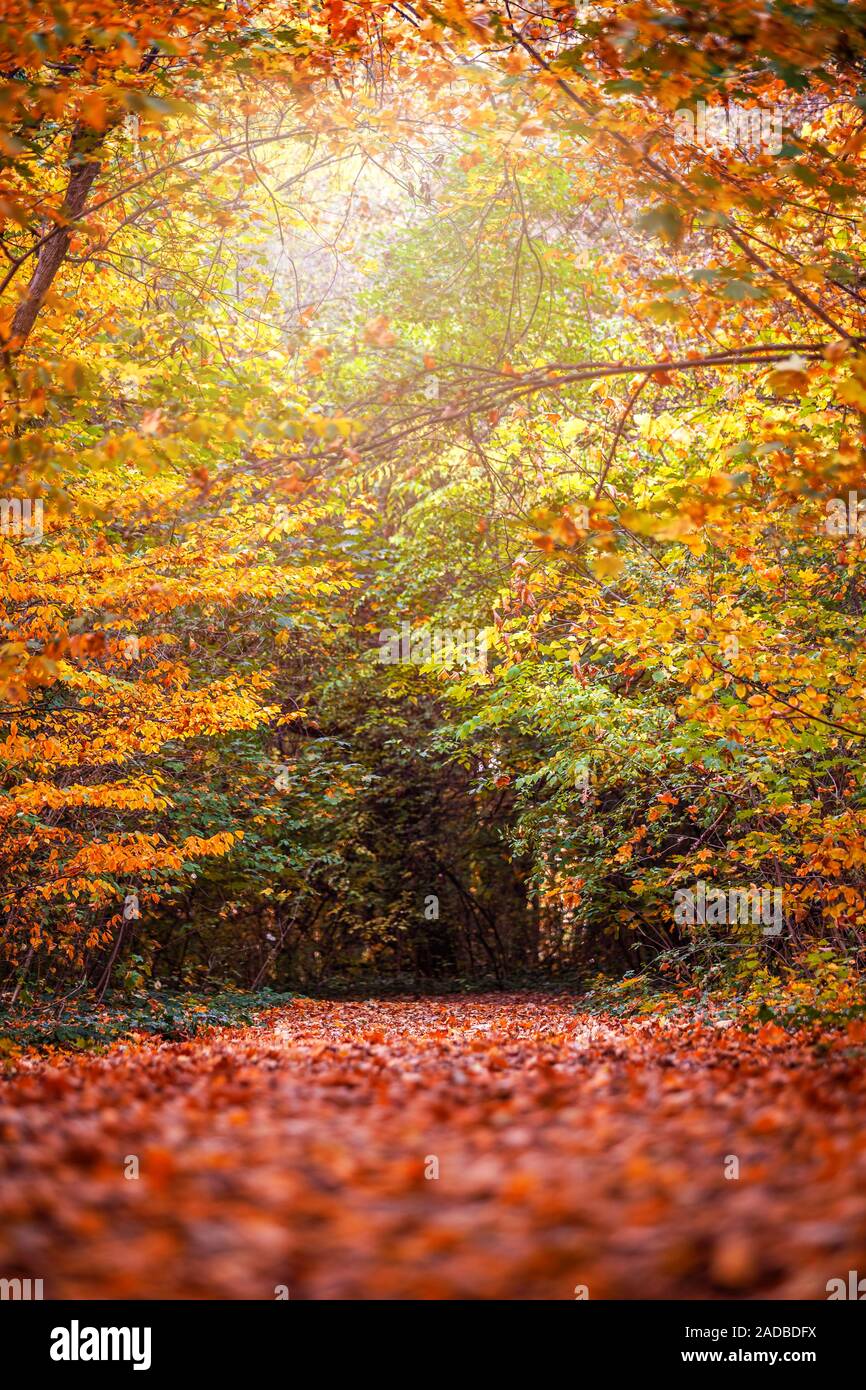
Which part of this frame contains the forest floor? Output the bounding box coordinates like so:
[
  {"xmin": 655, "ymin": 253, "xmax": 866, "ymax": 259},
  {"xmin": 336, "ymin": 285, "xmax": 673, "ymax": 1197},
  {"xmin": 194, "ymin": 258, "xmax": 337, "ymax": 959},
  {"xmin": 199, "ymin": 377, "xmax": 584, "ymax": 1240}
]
[{"xmin": 1, "ymin": 993, "xmax": 865, "ymax": 1299}]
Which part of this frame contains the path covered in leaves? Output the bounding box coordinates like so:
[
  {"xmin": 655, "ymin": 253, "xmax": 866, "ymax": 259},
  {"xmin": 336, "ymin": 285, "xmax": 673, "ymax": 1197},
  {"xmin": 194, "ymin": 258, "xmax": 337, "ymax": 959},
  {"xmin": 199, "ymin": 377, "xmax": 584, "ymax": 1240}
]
[{"xmin": 2, "ymin": 995, "xmax": 865, "ymax": 1299}]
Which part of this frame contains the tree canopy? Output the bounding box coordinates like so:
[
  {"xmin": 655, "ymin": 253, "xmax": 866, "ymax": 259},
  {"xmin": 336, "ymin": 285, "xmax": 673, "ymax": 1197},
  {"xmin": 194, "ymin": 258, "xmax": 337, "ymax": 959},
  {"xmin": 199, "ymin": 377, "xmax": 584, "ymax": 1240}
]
[{"xmin": 3, "ymin": 0, "xmax": 866, "ymax": 1013}]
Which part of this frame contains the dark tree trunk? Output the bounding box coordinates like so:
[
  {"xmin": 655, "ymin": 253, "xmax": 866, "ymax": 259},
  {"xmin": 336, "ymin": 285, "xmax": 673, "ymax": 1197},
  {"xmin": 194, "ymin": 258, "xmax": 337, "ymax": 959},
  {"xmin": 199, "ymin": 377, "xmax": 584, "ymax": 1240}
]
[{"xmin": 7, "ymin": 125, "xmax": 106, "ymax": 352}]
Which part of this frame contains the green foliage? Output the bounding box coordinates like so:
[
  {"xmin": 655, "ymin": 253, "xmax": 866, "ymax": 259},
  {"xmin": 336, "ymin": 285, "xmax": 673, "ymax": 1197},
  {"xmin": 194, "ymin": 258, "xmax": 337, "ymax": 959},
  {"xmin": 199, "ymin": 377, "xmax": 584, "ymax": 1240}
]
[{"xmin": 0, "ymin": 989, "xmax": 296, "ymax": 1059}]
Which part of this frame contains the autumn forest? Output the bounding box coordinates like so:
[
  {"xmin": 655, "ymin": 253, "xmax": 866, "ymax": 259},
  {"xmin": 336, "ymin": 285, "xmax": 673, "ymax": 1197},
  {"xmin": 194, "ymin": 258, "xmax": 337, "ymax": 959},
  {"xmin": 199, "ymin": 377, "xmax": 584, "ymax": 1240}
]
[{"xmin": 2, "ymin": 0, "xmax": 866, "ymax": 1318}]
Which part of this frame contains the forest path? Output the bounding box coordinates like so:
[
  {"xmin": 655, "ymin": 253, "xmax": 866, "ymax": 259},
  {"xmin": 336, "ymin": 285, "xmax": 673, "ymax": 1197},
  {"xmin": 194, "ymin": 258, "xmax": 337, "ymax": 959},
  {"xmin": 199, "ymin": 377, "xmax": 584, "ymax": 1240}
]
[{"xmin": 1, "ymin": 994, "xmax": 864, "ymax": 1299}]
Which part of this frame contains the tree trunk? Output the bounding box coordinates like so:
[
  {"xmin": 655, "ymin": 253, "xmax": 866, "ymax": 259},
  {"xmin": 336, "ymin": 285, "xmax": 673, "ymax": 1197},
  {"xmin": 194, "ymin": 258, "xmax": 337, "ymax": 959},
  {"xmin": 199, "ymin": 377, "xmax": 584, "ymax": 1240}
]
[{"xmin": 7, "ymin": 125, "xmax": 106, "ymax": 353}]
